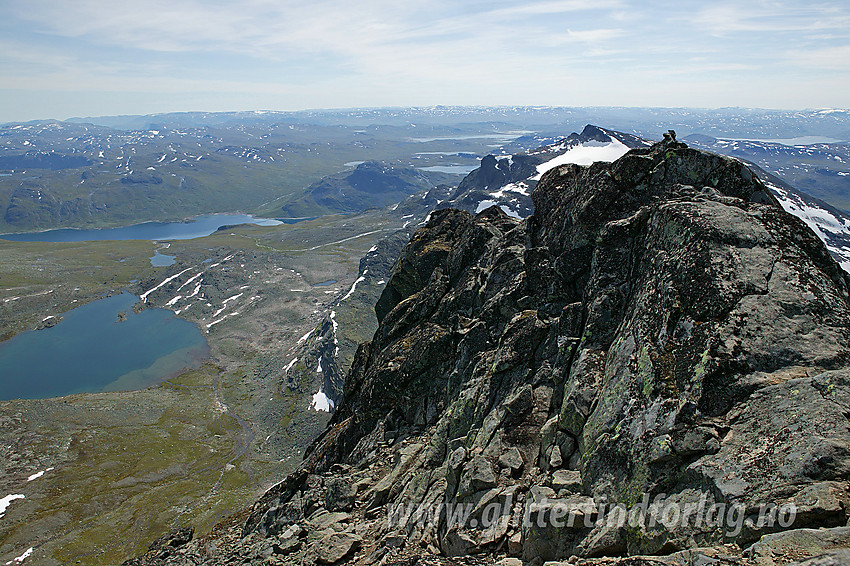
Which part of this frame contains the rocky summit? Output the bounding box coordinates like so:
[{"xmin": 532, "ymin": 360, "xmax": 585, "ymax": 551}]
[{"xmin": 127, "ymin": 136, "xmax": 850, "ymax": 565}]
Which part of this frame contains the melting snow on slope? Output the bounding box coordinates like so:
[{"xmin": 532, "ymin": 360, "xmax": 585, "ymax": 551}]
[
  {"xmin": 311, "ymin": 388, "xmax": 334, "ymax": 412},
  {"xmin": 490, "ymin": 182, "xmax": 530, "ymax": 198},
  {"xmin": 26, "ymin": 467, "xmax": 53, "ymax": 482},
  {"xmin": 330, "ymin": 311, "xmax": 340, "ymax": 355},
  {"xmin": 0, "ymin": 494, "xmax": 24, "ymax": 519},
  {"xmin": 206, "ymin": 312, "xmax": 240, "ymax": 329},
  {"xmin": 5, "ymin": 547, "xmax": 32, "ymax": 564},
  {"xmin": 764, "ymin": 179, "xmax": 850, "ymax": 273},
  {"xmin": 342, "ymin": 270, "xmax": 368, "ymax": 301},
  {"xmin": 139, "ymin": 268, "xmax": 192, "ymax": 302},
  {"xmin": 211, "ymin": 293, "xmax": 244, "ymax": 318},
  {"xmin": 532, "ymin": 139, "xmax": 630, "ymax": 180}
]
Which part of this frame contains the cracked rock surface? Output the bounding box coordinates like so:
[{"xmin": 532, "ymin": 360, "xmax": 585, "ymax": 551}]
[{"xmin": 126, "ymin": 138, "xmax": 850, "ymax": 565}]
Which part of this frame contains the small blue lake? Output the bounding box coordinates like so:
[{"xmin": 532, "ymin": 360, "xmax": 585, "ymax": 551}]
[
  {"xmin": 0, "ymin": 293, "xmax": 209, "ymax": 401},
  {"xmin": 0, "ymin": 214, "xmax": 283, "ymax": 243},
  {"xmin": 150, "ymin": 250, "xmax": 176, "ymax": 267}
]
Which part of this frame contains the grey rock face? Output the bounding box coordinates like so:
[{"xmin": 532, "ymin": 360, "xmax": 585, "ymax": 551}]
[
  {"xmin": 325, "ymin": 476, "xmax": 356, "ymax": 512},
  {"xmin": 128, "ymin": 136, "xmax": 850, "ymax": 565},
  {"xmin": 294, "ymin": 137, "xmax": 849, "ymax": 560},
  {"xmin": 314, "ymin": 532, "xmax": 361, "ymax": 564}
]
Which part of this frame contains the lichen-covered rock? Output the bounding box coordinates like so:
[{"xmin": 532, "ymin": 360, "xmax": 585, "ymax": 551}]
[
  {"xmin": 267, "ymin": 137, "xmax": 849, "ymax": 561},
  {"xmin": 128, "ymin": 136, "xmax": 850, "ymax": 565}
]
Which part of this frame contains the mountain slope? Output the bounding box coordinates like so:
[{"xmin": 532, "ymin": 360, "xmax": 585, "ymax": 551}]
[
  {"xmin": 748, "ymin": 166, "xmax": 850, "ymax": 273},
  {"xmin": 130, "ymin": 135, "xmax": 850, "ymax": 565},
  {"xmin": 278, "ymin": 161, "xmax": 457, "ymax": 217}
]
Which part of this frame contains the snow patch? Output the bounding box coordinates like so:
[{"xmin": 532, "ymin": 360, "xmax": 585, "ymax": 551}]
[
  {"xmin": 341, "ymin": 272, "xmax": 367, "ymax": 301},
  {"xmin": 140, "ymin": 268, "xmax": 192, "ymax": 302},
  {"xmin": 311, "ymin": 389, "xmax": 334, "ymax": 412},
  {"xmin": 490, "ymin": 182, "xmax": 529, "ymax": 198},
  {"xmin": 206, "ymin": 312, "xmax": 240, "ymax": 329},
  {"xmin": 0, "ymin": 494, "xmax": 24, "ymax": 519},
  {"xmin": 475, "ymin": 200, "xmax": 522, "ymax": 220},
  {"xmin": 175, "ymin": 272, "xmax": 202, "ymax": 292},
  {"xmin": 26, "ymin": 467, "xmax": 53, "ymax": 482},
  {"xmin": 5, "ymin": 547, "xmax": 32, "ymax": 564},
  {"xmin": 764, "ymin": 179, "xmax": 850, "ymax": 274},
  {"xmin": 532, "ymin": 139, "xmax": 630, "ymax": 180}
]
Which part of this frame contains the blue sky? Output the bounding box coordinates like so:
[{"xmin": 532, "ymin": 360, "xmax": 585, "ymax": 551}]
[{"xmin": 1, "ymin": 0, "xmax": 848, "ymax": 122}]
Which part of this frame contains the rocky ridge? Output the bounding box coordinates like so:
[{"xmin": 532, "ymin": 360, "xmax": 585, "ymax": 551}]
[
  {"xmin": 127, "ymin": 135, "xmax": 850, "ymax": 565},
  {"xmin": 422, "ymin": 125, "xmax": 649, "ymax": 220}
]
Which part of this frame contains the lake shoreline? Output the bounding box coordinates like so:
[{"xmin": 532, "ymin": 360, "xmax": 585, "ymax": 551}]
[
  {"xmin": 0, "ymin": 212, "xmax": 287, "ymax": 242},
  {"xmin": 0, "ymin": 292, "xmax": 209, "ymax": 402}
]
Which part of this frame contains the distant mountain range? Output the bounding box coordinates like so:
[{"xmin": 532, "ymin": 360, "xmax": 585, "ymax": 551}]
[
  {"xmin": 51, "ymin": 106, "xmax": 850, "ymax": 141},
  {"xmin": 683, "ymin": 134, "xmax": 850, "ymax": 212},
  {"xmin": 2, "ymin": 111, "xmax": 849, "ymax": 273}
]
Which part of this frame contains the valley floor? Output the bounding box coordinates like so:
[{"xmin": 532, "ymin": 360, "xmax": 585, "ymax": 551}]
[{"xmin": 0, "ymin": 211, "xmax": 412, "ymax": 565}]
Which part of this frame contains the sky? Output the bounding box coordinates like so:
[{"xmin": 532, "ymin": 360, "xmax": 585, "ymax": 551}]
[{"xmin": 1, "ymin": 0, "xmax": 848, "ymax": 122}]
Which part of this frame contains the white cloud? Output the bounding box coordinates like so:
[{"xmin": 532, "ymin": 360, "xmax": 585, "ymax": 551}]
[
  {"xmin": 693, "ymin": 1, "xmax": 850, "ymax": 36},
  {"xmin": 788, "ymin": 44, "xmax": 850, "ymax": 69},
  {"xmin": 0, "ymin": 0, "xmax": 848, "ymax": 120},
  {"xmin": 483, "ymin": 0, "xmax": 624, "ymax": 18}
]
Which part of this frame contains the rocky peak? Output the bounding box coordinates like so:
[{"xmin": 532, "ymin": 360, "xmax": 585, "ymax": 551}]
[
  {"xmin": 130, "ymin": 136, "xmax": 850, "ymax": 565},
  {"xmin": 434, "ymin": 124, "xmax": 650, "ymax": 219}
]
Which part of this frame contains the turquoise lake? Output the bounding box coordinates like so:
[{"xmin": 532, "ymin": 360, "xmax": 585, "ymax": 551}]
[{"xmin": 0, "ymin": 293, "xmax": 209, "ymax": 401}]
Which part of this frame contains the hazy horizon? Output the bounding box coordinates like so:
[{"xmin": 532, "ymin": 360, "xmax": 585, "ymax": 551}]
[{"xmin": 2, "ymin": 1, "xmax": 849, "ymax": 123}]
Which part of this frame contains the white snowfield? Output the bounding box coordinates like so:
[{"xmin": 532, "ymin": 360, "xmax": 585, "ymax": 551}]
[
  {"xmin": 531, "ymin": 139, "xmax": 630, "ymax": 180},
  {"xmin": 0, "ymin": 494, "xmax": 24, "ymax": 519},
  {"xmin": 26, "ymin": 467, "xmax": 53, "ymax": 482},
  {"xmin": 5, "ymin": 546, "xmax": 32, "ymax": 564},
  {"xmin": 475, "ymin": 200, "xmax": 522, "ymax": 219},
  {"xmin": 6, "ymin": 547, "xmax": 34, "ymax": 566},
  {"xmin": 476, "ymin": 136, "xmax": 630, "ymax": 218}
]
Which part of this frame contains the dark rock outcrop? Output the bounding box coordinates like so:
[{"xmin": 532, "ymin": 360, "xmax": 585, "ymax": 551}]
[
  {"xmin": 130, "ymin": 136, "xmax": 850, "ymax": 565},
  {"xmin": 433, "ymin": 125, "xmax": 650, "ymax": 218},
  {"xmin": 122, "ymin": 527, "xmax": 194, "ymax": 565}
]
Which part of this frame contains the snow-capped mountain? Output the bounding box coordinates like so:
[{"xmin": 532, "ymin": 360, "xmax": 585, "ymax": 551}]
[
  {"xmin": 424, "ymin": 125, "xmax": 850, "ymax": 274},
  {"xmin": 428, "ymin": 125, "xmax": 650, "ymax": 218}
]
